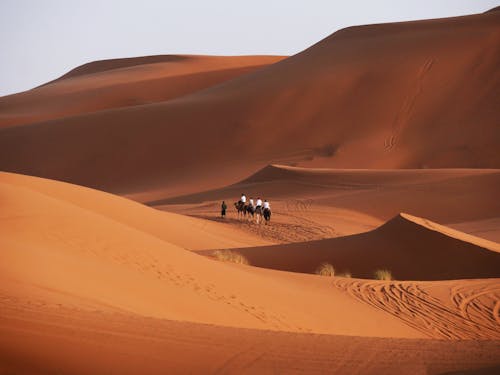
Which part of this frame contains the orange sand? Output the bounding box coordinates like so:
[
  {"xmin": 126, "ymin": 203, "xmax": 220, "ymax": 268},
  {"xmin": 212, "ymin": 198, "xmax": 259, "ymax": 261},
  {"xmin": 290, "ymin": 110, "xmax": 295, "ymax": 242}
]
[
  {"xmin": 1, "ymin": 172, "xmax": 500, "ymax": 374},
  {"xmin": 1, "ymin": 8, "xmax": 499, "ymax": 374}
]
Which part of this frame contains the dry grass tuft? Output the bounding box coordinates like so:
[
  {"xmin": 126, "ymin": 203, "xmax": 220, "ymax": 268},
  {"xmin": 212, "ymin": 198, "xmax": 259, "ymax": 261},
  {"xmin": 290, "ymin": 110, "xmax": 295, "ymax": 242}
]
[
  {"xmin": 316, "ymin": 262, "xmax": 335, "ymax": 277},
  {"xmin": 374, "ymin": 269, "xmax": 393, "ymax": 281},
  {"xmin": 213, "ymin": 250, "xmax": 250, "ymax": 265}
]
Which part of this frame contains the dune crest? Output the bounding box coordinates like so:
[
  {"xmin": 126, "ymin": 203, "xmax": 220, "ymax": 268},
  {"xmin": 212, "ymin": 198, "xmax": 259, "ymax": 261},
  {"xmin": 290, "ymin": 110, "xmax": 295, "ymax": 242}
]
[
  {"xmin": 398, "ymin": 213, "xmax": 500, "ymax": 252},
  {"xmin": 0, "ymin": 55, "xmax": 284, "ymax": 128},
  {"xmin": 46, "ymin": 55, "xmax": 192, "ymax": 81},
  {"xmin": 226, "ymin": 212, "xmax": 500, "ymax": 280}
]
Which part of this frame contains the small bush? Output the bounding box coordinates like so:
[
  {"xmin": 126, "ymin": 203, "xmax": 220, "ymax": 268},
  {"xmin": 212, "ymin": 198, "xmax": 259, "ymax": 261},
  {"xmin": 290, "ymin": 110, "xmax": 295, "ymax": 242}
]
[
  {"xmin": 374, "ymin": 269, "xmax": 393, "ymax": 281},
  {"xmin": 316, "ymin": 262, "xmax": 335, "ymax": 277},
  {"xmin": 337, "ymin": 271, "xmax": 352, "ymax": 278},
  {"xmin": 213, "ymin": 250, "xmax": 250, "ymax": 265}
]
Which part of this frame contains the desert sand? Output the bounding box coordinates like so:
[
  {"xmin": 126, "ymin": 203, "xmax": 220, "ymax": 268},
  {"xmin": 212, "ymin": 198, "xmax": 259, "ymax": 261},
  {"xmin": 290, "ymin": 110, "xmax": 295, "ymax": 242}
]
[
  {"xmin": 1, "ymin": 6, "xmax": 499, "ymax": 375},
  {"xmin": 1, "ymin": 172, "xmax": 499, "ymax": 374}
]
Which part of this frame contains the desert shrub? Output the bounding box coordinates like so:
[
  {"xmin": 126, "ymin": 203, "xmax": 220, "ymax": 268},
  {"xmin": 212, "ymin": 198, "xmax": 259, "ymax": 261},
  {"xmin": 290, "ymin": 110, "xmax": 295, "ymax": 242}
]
[
  {"xmin": 337, "ymin": 271, "xmax": 352, "ymax": 278},
  {"xmin": 213, "ymin": 250, "xmax": 250, "ymax": 265},
  {"xmin": 316, "ymin": 262, "xmax": 335, "ymax": 277},
  {"xmin": 374, "ymin": 269, "xmax": 393, "ymax": 281}
]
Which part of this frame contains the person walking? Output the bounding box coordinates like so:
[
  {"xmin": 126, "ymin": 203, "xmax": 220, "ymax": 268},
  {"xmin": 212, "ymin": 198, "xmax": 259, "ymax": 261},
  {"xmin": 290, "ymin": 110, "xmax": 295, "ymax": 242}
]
[{"xmin": 221, "ymin": 201, "xmax": 227, "ymax": 218}]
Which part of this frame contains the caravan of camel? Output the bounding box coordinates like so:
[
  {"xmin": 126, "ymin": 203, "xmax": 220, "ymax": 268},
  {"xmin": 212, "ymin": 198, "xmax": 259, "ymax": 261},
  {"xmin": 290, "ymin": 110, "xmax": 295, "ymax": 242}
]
[{"xmin": 234, "ymin": 194, "xmax": 271, "ymax": 224}]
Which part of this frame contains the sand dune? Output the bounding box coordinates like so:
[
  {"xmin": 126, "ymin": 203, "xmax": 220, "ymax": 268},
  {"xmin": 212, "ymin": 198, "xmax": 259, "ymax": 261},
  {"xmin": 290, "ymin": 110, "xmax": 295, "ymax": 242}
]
[
  {"xmin": 0, "ymin": 55, "xmax": 284, "ymax": 128},
  {"xmin": 2, "ymin": 7, "xmax": 499, "ymax": 373},
  {"xmin": 156, "ymin": 164, "xmax": 500, "ymax": 241},
  {"xmin": 0, "ymin": 171, "xmax": 271, "ymax": 250},
  {"xmin": 221, "ymin": 213, "xmax": 500, "ymax": 280},
  {"xmin": 0, "ymin": 171, "xmax": 422, "ymax": 336},
  {"xmin": 1, "ymin": 11, "xmax": 498, "ymax": 195},
  {"xmin": 1, "ymin": 172, "xmax": 499, "ymax": 374}
]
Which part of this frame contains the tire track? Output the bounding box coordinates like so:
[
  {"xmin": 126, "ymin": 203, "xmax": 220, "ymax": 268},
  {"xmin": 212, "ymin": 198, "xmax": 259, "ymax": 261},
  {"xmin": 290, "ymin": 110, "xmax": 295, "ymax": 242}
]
[
  {"xmin": 334, "ymin": 278, "xmax": 500, "ymax": 340},
  {"xmin": 451, "ymin": 283, "xmax": 500, "ymax": 335}
]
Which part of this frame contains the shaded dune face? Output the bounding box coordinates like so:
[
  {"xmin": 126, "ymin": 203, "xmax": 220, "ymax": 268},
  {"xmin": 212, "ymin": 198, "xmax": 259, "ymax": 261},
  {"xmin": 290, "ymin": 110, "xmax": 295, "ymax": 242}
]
[
  {"xmin": 0, "ymin": 12, "xmax": 499, "ymax": 195},
  {"xmin": 0, "ymin": 55, "xmax": 285, "ymax": 128},
  {"xmin": 225, "ymin": 213, "xmax": 500, "ymax": 281}
]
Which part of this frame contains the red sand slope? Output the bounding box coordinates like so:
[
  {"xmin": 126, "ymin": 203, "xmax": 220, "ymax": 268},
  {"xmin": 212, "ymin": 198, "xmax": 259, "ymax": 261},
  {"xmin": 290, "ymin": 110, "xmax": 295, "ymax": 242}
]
[
  {"xmin": 0, "ymin": 55, "xmax": 284, "ymax": 128},
  {"xmin": 221, "ymin": 213, "xmax": 500, "ymax": 280},
  {"xmin": 0, "ymin": 11, "xmax": 499, "ymax": 195}
]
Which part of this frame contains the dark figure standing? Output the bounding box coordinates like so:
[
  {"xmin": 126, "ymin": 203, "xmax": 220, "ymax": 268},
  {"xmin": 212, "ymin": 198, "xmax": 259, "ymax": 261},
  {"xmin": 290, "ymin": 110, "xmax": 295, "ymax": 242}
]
[{"xmin": 221, "ymin": 201, "xmax": 227, "ymax": 218}]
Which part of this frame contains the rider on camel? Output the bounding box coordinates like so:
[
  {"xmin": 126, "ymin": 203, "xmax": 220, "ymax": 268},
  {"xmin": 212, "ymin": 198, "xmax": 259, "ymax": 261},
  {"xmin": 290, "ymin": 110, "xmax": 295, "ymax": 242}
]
[
  {"xmin": 263, "ymin": 199, "xmax": 271, "ymax": 222},
  {"xmin": 255, "ymin": 197, "xmax": 262, "ymax": 209},
  {"xmin": 263, "ymin": 199, "xmax": 270, "ymax": 211}
]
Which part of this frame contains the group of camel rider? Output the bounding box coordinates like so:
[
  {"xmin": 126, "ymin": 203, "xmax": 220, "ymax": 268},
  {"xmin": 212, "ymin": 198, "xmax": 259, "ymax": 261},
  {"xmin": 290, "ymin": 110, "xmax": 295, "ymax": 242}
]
[
  {"xmin": 220, "ymin": 193, "xmax": 271, "ymax": 221},
  {"xmin": 239, "ymin": 193, "xmax": 271, "ymax": 212}
]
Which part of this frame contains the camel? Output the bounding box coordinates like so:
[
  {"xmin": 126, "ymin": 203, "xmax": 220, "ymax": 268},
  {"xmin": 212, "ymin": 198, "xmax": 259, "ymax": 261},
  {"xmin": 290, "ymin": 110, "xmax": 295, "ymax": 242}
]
[
  {"xmin": 246, "ymin": 204, "xmax": 255, "ymax": 221},
  {"xmin": 263, "ymin": 207, "xmax": 271, "ymax": 224},
  {"xmin": 234, "ymin": 201, "xmax": 246, "ymax": 219},
  {"xmin": 234, "ymin": 201, "xmax": 271, "ymax": 225},
  {"xmin": 254, "ymin": 206, "xmax": 263, "ymax": 224}
]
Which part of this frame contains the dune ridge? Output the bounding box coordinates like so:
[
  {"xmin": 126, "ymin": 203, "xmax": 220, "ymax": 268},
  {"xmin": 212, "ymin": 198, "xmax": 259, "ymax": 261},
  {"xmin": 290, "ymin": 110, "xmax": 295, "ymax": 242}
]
[
  {"xmin": 398, "ymin": 213, "xmax": 500, "ymax": 252},
  {"xmin": 0, "ymin": 55, "xmax": 284, "ymax": 128},
  {"xmin": 46, "ymin": 55, "xmax": 191, "ymax": 81},
  {"xmin": 223, "ymin": 213, "xmax": 500, "ymax": 280}
]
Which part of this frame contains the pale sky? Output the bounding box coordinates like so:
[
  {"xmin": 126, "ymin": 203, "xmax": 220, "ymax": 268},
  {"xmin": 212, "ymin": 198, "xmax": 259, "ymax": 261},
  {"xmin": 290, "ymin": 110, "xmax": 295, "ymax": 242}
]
[{"xmin": 1, "ymin": 0, "xmax": 498, "ymax": 96}]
